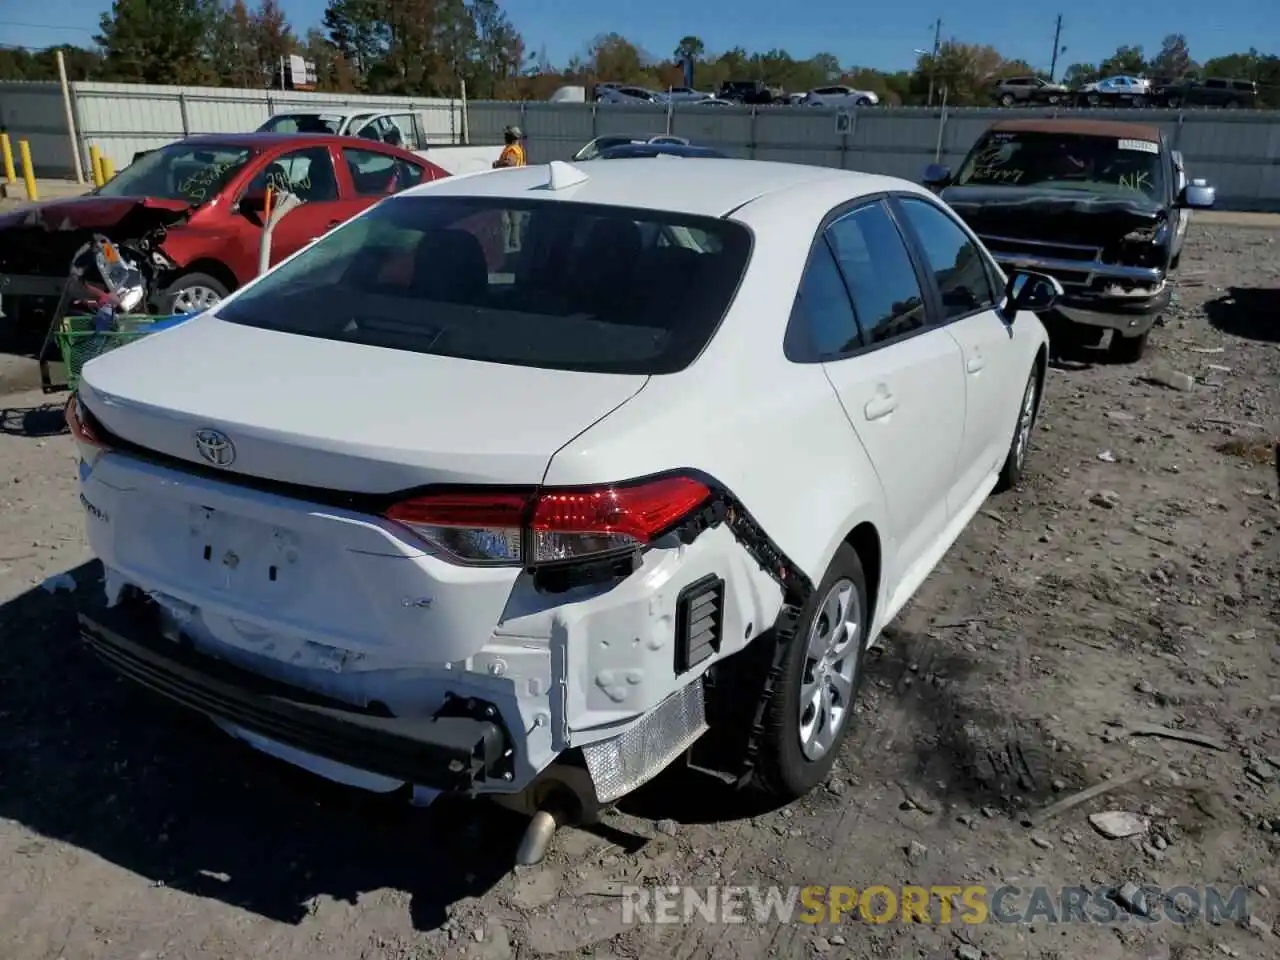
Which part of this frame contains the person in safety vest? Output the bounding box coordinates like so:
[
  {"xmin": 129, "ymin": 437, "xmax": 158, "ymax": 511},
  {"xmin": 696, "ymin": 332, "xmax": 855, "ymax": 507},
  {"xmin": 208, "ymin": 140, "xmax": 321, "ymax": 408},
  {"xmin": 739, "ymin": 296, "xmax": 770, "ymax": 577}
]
[
  {"xmin": 495, "ymin": 126, "xmax": 527, "ymax": 251},
  {"xmin": 494, "ymin": 125, "xmax": 527, "ymax": 167}
]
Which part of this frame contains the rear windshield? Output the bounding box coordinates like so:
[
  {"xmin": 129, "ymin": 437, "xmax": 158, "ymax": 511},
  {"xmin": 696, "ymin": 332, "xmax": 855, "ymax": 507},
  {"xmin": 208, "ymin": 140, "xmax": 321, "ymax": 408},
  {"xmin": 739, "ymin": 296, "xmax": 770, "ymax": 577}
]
[
  {"xmin": 217, "ymin": 196, "xmax": 753, "ymax": 375},
  {"xmin": 259, "ymin": 113, "xmax": 344, "ymax": 134},
  {"xmin": 955, "ymin": 130, "xmax": 1165, "ymax": 200}
]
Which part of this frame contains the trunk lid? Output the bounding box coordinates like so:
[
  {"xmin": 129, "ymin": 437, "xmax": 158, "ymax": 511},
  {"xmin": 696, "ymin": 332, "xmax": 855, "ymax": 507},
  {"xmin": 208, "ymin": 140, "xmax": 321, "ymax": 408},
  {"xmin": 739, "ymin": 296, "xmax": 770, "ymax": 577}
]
[{"xmin": 79, "ymin": 313, "xmax": 649, "ymax": 493}]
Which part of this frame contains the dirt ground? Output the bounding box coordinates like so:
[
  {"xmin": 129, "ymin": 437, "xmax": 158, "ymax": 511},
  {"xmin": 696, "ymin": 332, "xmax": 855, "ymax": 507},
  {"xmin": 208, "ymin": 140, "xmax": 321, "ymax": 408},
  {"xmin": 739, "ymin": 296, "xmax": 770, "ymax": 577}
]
[{"xmin": 0, "ymin": 220, "xmax": 1276, "ymax": 960}]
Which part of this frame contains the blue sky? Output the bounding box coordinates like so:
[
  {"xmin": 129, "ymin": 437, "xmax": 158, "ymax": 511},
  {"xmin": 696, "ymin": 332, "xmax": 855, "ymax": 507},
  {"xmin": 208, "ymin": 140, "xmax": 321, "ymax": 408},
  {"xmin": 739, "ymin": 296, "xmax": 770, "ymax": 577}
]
[{"xmin": 1, "ymin": 0, "xmax": 1272, "ymax": 75}]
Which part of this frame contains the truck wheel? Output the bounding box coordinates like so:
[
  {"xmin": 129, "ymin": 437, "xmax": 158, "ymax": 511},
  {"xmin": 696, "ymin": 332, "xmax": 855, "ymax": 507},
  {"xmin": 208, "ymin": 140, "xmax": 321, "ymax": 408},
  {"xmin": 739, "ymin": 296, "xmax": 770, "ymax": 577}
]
[
  {"xmin": 999, "ymin": 93, "xmax": 1015, "ymax": 107},
  {"xmin": 754, "ymin": 543, "xmax": 869, "ymax": 800},
  {"xmin": 1086, "ymin": 93, "xmax": 1101, "ymax": 107},
  {"xmin": 1109, "ymin": 330, "xmax": 1149, "ymax": 363},
  {"xmin": 1166, "ymin": 95, "xmax": 1183, "ymax": 108},
  {"xmin": 996, "ymin": 364, "xmax": 1042, "ymax": 493},
  {"xmin": 159, "ymin": 272, "xmax": 230, "ymax": 315}
]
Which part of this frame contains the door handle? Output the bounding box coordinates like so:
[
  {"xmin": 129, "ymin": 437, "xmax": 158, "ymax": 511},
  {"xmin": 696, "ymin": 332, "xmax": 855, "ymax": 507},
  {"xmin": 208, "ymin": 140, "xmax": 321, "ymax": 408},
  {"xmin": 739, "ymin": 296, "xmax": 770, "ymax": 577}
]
[
  {"xmin": 863, "ymin": 387, "xmax": 898, "ymax": 421},
  {"xmin": 966, "ymin": 353, "xmax": 986, "ymax": 374}
]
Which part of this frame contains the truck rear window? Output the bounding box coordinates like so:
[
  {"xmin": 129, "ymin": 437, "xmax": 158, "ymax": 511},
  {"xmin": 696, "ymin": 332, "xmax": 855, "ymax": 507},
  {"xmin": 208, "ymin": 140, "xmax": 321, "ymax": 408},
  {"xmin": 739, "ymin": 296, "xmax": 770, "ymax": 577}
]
[{"xmin": 217, "ymin": 196, "xmax": 753, "ymax": 375}]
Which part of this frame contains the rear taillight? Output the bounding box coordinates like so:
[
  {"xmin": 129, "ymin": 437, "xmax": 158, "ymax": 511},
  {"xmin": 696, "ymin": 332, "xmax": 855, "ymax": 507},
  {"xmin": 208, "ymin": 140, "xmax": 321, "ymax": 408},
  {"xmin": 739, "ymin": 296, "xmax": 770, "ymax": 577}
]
[
  {"xmin": 65, "ymin": 393, "xmax": 112, "ymax": 453},
  {"xmin": 385, "ymin": 475, "xmax": 712, "ymax": 566}
]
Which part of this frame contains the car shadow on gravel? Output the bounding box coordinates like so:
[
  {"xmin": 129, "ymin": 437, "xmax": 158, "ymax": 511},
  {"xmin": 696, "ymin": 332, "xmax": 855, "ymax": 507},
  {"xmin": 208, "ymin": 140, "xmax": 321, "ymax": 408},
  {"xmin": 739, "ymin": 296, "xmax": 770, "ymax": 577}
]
[
  {"xmin": 862, "ymin": 627, "xmax": 1090, "ymax": 816},
  {"xmin": 0, "ymin": 403, "xmax": 67, "ymax": 437},
  {"xmin": 0, "ymin": 561, "xmax": 522, "ymax": 931},
  {"xmin": 1205, "ymin": 287, "xmax": 1280, "ymax": 343}
]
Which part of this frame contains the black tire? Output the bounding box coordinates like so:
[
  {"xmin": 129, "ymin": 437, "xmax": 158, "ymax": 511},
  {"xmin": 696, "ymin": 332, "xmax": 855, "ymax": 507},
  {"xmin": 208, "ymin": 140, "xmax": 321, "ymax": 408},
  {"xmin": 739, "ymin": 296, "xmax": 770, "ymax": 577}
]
[
  {"xmin": 999, "ymin": 93, "xmax": 1015, "ymax": 107},
  {"xmin": 754, "ymin": 542, "xmax": 870, "ymax": 800},
  {"xmin": 995, "ymin": 363, "xmax": 1041, "ymax": 493},
  {"xmin": 1108, "ymin": 329, "xmax": 1149, "ymax": 363},
  {"xmin": 157, "ymin": 272, "xmax": 231, "ymax": 315},
  {"xmin": 1166, "ymin": 95, "xmax": 1182, "ymax": 109},
  {"xmin": 855, "ymin": 97, "xmax": 872, "ymax": 107}
]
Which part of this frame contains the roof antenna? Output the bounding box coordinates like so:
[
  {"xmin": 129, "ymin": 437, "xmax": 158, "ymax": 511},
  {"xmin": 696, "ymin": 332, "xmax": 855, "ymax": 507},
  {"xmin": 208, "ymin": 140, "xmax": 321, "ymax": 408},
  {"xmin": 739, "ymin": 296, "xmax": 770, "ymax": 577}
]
[{"xmin": 539, "ymin": 160, "xmax": 590, "ymax": 191}]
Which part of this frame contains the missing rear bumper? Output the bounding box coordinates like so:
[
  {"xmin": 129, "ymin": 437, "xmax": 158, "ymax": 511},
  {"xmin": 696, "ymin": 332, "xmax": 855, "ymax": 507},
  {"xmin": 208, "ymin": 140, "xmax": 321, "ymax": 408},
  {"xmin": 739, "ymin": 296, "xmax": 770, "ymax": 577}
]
[{"xmin": 79, "ymin": 597, "xmax": 515, "ymax": 792}]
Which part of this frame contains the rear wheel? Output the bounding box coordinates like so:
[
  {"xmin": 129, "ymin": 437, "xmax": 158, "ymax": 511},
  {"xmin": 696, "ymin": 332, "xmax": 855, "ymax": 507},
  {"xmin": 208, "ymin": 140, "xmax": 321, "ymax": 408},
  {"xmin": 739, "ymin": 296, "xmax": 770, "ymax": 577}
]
[
  {"xmin": 999, "ymin": 93, "xmax": 1015, "ymax": 107},
  {"xmin": 855, "ymin": 96, "xmax": 872, "ymax": 106},
  {"xmin": 1109, "ymin": 329, "xmax": 1149, "ymax": 363},
  {"xmin": 995, "ymin": 364, "xmax": 1041, "ymax": 492},
  {"xmin": 755, "ymin": 543, "xmax": 869, "ymax": 799},
  {"xmin": 158, "ymin": 272, "xmax": 230, "ymax": 315}
]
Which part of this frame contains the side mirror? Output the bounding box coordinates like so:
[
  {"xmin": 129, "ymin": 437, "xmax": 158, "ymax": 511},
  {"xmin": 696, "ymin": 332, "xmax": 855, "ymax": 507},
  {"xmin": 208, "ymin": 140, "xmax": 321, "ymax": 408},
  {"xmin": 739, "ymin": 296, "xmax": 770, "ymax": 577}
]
[
  {"xmin": 1005, "ymin": 270, "xmax": 1063, "ymax": 315},
  {"xmin": 923, "ymin": 163, "xmax": 952, "ymax": 187},
  {"xmin": 1179, "ymin": 180, "xmax": 1215, "ymax": 209}
]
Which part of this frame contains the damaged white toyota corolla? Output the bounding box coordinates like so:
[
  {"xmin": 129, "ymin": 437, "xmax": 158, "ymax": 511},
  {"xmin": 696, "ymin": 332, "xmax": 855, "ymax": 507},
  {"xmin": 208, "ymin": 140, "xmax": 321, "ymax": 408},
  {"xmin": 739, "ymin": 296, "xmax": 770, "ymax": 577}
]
[{"xmin": 68, "ymin": 157, "xmax": 1059, "ymax": 863}]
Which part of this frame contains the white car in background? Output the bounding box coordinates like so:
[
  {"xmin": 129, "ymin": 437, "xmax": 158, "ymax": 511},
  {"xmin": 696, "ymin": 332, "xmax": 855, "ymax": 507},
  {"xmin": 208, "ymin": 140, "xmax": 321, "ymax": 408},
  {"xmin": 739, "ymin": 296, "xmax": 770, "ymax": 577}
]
[
  {"xmin": 1076, "ymin": 75, "xmax": 1153, "ymax": 106},
  {"xmin": 596, "ymin": 85, "xmax": 665, "ymax": 104},
  {"xmin": 662, "ymin": 87, "xmax": 714, "ymax": 103},
  {"xmin": 570, "ymin": 134, "xmax": 689, "ymax": 161},
  {"xmin": 256, "ymin": 109, "xmax": 500, "ymax": 175},
  {"xmin": 803, "ymin": 85, "xmax": 880, "ymax": 107},
  {"xmin": 69, "ymin": 157, "xmax": 1058, "ymax": 864}
]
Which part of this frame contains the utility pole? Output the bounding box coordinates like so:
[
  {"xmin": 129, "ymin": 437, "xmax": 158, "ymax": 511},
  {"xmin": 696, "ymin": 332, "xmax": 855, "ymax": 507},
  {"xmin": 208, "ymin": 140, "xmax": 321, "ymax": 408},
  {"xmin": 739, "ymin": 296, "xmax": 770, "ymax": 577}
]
[
  {"xmin": 927, "ymin": 18, "xmax": 942, "ymax": 107},
  {"xmin": 1049, "ymin": 14, "xmax": 1063, "ymax": 82}
]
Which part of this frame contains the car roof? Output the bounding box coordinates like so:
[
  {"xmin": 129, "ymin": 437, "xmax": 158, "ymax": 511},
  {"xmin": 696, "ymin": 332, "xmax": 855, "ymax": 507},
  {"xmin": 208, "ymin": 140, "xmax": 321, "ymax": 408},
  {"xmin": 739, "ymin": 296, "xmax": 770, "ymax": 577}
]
[
  {"xmin": 988, "ymin": 117, "xmax": 1162, "ymax": 143},
  {"xmin": 173, "ymin": 132, "xmax": 420, "ymax": 154},
  {"xmin": 598, "ymin": 144, "xmax": 725, "ymax": 159},
  {"xmin": 397, "ymin": 158, "xmax": 918, "ymax": 218},
  {"xmin": 265, "ymin": 109, "xmax": 379, "ymax": 120}
]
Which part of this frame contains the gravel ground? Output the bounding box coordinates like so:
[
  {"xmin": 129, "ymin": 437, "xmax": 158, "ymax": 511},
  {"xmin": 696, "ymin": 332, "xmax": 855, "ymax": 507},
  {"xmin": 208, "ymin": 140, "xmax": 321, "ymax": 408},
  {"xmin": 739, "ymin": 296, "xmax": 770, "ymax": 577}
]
[{"xmin": 0, "ymin": 221, "xmax": 1277, "ymax": 960}]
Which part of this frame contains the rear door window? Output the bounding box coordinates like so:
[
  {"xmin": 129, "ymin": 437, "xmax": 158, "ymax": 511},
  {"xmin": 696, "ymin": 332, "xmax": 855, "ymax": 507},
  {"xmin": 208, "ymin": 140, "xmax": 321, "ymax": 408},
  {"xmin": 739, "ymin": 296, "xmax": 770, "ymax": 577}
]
[
  {"xmin": 824, "ymin": 202, "xmax": 928, "ymax": 346},
  {"xmin": 895, "ymin": 197, "xmax": 997, "ymax": 320},
  {"xmin": 343, "ymin": 147, "xmax": 427, "ymax": 195},
  {"xmin": 216, "ymin": 197, "xmax": 753, "ymax": 375}
]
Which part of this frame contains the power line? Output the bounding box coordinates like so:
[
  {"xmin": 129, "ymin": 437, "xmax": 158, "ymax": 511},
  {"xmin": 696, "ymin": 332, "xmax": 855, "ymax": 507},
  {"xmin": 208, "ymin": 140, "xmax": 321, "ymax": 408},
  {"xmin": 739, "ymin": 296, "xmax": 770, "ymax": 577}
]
[{"xmin": 0, "ymin": 21, "xmax": 96, "ymax": 35}]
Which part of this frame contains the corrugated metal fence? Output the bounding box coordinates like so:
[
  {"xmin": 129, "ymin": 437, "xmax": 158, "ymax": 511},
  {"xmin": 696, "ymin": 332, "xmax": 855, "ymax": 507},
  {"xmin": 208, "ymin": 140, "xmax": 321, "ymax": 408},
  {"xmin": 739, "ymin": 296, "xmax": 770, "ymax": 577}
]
[{"xmin": 3, "ymin": 80, "xmax": 1279, "ymax": 210}]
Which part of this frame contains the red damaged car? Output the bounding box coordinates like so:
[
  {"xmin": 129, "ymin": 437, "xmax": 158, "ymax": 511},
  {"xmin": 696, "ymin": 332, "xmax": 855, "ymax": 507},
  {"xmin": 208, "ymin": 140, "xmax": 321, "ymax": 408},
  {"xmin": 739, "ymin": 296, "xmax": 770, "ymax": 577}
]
[{"xmin": 0, "ymin": 132, "xmax": 448, "ymax": 327}]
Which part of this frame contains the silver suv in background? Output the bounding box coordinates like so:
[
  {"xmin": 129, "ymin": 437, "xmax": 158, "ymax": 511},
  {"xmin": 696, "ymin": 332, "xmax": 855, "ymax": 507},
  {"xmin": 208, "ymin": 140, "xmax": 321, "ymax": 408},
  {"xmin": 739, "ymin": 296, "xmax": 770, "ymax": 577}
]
[{"xmin": 992, "ymin": 76, "xmax": 1070, "ymax": 107}]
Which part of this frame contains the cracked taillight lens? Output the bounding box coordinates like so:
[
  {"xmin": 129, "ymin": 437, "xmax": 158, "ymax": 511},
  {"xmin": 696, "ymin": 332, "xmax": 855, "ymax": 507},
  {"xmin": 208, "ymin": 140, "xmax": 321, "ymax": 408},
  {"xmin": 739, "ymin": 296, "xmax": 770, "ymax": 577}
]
[{"xmin": 385, "ymin": 475, "xmax": 711, "ymax": 566}]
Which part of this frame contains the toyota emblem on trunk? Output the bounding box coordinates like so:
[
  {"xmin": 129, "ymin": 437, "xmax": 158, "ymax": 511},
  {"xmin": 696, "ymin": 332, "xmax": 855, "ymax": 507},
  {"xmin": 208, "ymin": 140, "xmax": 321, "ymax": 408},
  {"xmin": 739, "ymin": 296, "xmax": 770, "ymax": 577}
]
[{"xmin": 194, "ymin": 428, "xmax": 236, "ymax": 467}]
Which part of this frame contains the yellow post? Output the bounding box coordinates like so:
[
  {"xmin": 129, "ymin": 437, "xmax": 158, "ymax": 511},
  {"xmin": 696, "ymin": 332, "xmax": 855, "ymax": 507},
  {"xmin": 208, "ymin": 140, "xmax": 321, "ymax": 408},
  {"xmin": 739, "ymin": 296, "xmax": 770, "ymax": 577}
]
[
  {"xmin": 89, "ymin": 144, "xmax": 104, "ymax": 187},
  {"xmin": 0, "ymin": 133, "xmax": 15, "ymax": 184},
  {"xmin": 101, "ymin": 155, "xmax": 115, "ymax": 182},
  {"xmin": 18, "ymin": 139, "xmax": 37, "ymax": 202}
]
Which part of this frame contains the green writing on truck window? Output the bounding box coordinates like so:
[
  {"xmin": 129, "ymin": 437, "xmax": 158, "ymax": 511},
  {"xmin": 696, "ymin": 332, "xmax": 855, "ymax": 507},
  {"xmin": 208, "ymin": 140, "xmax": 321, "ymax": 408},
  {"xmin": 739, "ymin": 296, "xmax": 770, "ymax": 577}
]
[{"xmin": 1118, "ymin": 171, "xmax": 1152, "ymax": 192}]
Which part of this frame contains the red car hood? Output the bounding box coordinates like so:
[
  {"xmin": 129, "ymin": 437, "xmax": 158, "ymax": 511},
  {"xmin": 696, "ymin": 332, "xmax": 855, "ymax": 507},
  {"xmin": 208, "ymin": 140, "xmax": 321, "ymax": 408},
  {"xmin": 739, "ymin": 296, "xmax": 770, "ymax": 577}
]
[{"xmin": 0, "ymin": 195, "xmax": 191, "ymax": 232}]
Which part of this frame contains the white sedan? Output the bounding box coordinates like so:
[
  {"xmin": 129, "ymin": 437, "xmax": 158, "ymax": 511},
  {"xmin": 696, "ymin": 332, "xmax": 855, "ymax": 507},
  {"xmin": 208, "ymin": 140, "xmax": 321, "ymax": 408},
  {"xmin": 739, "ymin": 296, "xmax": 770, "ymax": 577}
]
[
  {"xmin": 68, "ymin": 158, "xmax": 1058, "ymax": 863},
  {"xmin": 803, "ymin": 85, "xmax": 880, "ymax": 107}
]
